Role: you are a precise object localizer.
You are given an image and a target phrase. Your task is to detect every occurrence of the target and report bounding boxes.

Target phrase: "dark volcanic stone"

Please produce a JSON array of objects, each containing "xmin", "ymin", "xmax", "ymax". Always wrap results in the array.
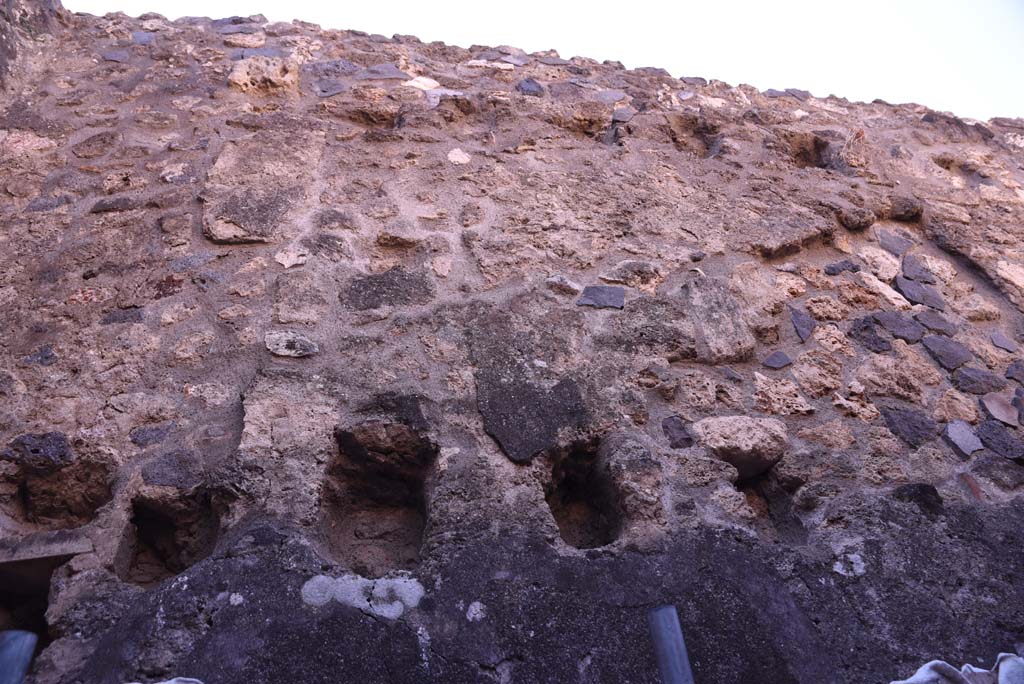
[
  {"xmin": 476, "ymin": 372, "xmax": 589, "ymax": 463},
  {"xmin": 848, "ymin": 316, "xmax": 891, "ymax": 353},
  {"xmin": 991, "ymin": 331, "xmax": 1018, "ymax": 353},
  {"xmin": 577, "ymin": 285, "xmax": 625, "ymax": 309},
  {"xmin": 878, "ymin": 228, "xmax": 915, "ymax": 256},
  {"xmin": 914, "ymin": 310, "xmax": 957, "ymax": 336},
  {"xmin": 788, "ymin": 305, "xmax": 815, "ymax": 343},
  {"xmin": 901, "ymin": 253, "xmax": 936, "ymax": 284},
  {"xmin": 888, "ymin": 195, "xmax": 923, "ymax": 222},
  {"xmin": 952, "ymin": 367, "xmax": 1007, "ymax": 395},
  {"xmin": 22, "ymin": 344, "xmax": 57, "ymax": 366},
  {"xmin": 824, "ymin": 259, "xmax": 860, "ymax": 276},
  {"xmin": 975, "ymin": 420, "xmax": 1024, "ymax": 460},
  {"xmin": 894, "ymin": 276, "xmax": 944, "ymax": 311},
  {"xmin": 944, "ymin": 420, "xmax": 983, "ymax": 458},
  {"xmin": 1, "ymin": 432, "xmax": 74, "ymax": 473},
  {"xmin": 101, "ymin": 308, "xmax": 144, "ymax": 325},
  {"xmin": 343, "ymin": 268, "xmax": 434, "ymax": 310},
  {"xmin": 516, "ymin": 78, "xmax": 545, "ymax": 97},
  {"xmin": 129, "ymin": 422, "xmax": 174, "ymax": 447},
  {"xmin": 101, "ymin": 49, "xmax": 130, "ymax": 63},
  {"xmin": 881, "ymin": 407, "xmax": 938, "ymax": 447},
  {"xmin": 762, "ymin": 351, "xmax": 792, "ymax": 369},
  {"xmin": 661, "ymin": 415, "xmax": 694, "ymax": 449},
  {"xmin": 972, "ymin": 452, "xmax": 1024, "ymax": 489},
  {"xmin": 872, "ymin": 311, "xmax": 925, "ymax": 343},
  {"xmin": 922, "ymin": 335, "xmax": 973, "ymax": 370},
  {"xmin": 1007, "ymin": 360, "xmax": 1024, "ymax": 385},
  {"xmin": 892, "ymin": 483, "xmax": 943, "ymax": 515},
  {"xmin": 90, "ymin": 195, "xmax": 139, "ymax": 213}
]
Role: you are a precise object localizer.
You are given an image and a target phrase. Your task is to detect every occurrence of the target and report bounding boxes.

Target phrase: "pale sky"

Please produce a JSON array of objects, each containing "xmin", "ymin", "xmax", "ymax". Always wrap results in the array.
[{"xmin": 66, "ymin": 0, "xmax": 1024, "ymax": 121}]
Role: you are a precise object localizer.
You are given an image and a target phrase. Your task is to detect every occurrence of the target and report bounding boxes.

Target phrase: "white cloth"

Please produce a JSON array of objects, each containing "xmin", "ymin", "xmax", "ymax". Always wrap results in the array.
[{"xmin": 891, "ymin": 654, "xmax": 1024, "ymax": 684}]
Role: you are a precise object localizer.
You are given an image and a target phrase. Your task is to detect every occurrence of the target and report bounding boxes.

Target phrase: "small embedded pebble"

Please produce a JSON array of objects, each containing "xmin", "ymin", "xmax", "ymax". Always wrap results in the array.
[
  {"xmin": 1006, "ymin": 359, "xmax": 1024, "ymax": 385},
  {"xmin": 894, "ymin": 276, "xmax": 945, "ymax": 311},
  {"xmin": 762, "ymin": 351, "xmax": 792, "ymax": 369},
  {"xmin": 873, "ymin": 311, "xmax": 925, "ymax": 343},
  {"xmin": 980, "ymin": 391, "xmax": 1019, "ymax": 426},
  {"xmin": 824, "ymin": 259, "xmax": 860, "ymax": 276},
  {"xmin": 922, "ymin": 335, "xmax": 972, "ymax": 370},
  {"xmin": 516, "ymin": 78, "xmax": 544, "ymax": 97},
  {"xmin": 975, "ymin": 420, "xmax": 1024, "ymax": 459},
  {"xmin": 447, "ymin": 148, "xmax": 471, "ymax": 165},
  {"xmin": 878, "ymin": 228, "xmax": 915, "ymax": 256},
  {"xmin": 915, "ymin": 310, "xmax": 957, "ymax": 336},
  {"xmin": 661, "ymin": 415, "xmax": 694, "ymax": 449},
  {"xmin": 545, "ymin": 274, "xmax": 583, "ymax": 296},
  {"xmin": 901, "ymin": 253, "xmax": 936, "ymax": 284},
  {"xmin": 577, "ymin": 285, "xmax": 625, "ymax": 309},
  {"xmin": 788, "ymin": 305, "xmax": 816, "ymax": 343},
  {"xmin": 991, "ymin": 331, "xmax": 1018, "ymax": 353},
  {"xmin": 944, "ymin": 420, "xmax": 983, "ymax": 458},
  {"xmin": 952, "ymin": 367, "xmax": 1007, "ymax": 395}
]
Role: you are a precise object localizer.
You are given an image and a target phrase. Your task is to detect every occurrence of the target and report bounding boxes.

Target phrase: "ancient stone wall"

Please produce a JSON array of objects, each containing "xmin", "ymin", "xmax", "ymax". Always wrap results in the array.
[{"xmin": 1, "ymin": 3, "xmax": 1023, "ymax": 683}]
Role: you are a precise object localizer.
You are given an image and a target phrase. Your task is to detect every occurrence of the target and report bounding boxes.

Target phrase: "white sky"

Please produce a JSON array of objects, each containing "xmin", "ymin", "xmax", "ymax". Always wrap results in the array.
[{"xmin": 66, "ymin": 0, "xmax": 1024, "ymax": 121}]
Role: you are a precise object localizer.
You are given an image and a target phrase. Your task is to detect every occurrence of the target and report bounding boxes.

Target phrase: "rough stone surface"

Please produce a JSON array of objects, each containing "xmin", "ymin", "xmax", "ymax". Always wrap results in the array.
[
  {"xmin": 2, "ymin": 5, "xmax": 1024, "ymax": 684},
  {"xmin": 691, "ymin": 416, "xmax": 788, "ymax": 478}
]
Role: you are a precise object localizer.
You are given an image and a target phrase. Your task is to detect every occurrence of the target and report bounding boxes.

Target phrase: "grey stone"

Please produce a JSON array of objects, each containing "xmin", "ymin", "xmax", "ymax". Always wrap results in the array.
[
  {"xmin": 612, "ymin": 106, "xmax": 636, "ymax": 123},
  {"xmin": 880, "ymin": 407, "xmax": 938, "ymax": 447},
  {"xmin": 873, "ymin": 311, "xmax": 925, "ymax": 343},
  {"xmin": 264, "ymin": 331, "xmax": 319, "ymax": 357},
  {"xmin": 894, "ymin": 276, "xmax": 945, "ymax": 311},
  {"xmin": 980, "ymin": 391, "xmax": 1020, "ymax": 426},
  {"xmin": 577, "ymin": 285, "xmax": 625, "ymax": 309},
  {"xmin": 131, "ymin": 30, "xmax": 154, "ymax": 45},
  {"xmin": 991, "ymin": 331, "xmax": 1018, "ymax": 353},
  {"xmin": 661, "ymin": 415, "xmax": 694, "ymax": 449},
  {"xmin": 901, "ymin": 253, "xmax": 936, "ymax": 283},
  {"xmin": 101, "ymin": 308, "xmax": 144, "ymax": 325},
  {"xmin": 944, "ymin": 420, "xmax": 983, "ymax": 458},
  {"xmin": 101, "ymin": 49, "xmax": 131, "ymax": 63},
  {"xmin": 848, "ymin": 316, "xmax": 892, "ymax": 353},
  {"xmin": 344, "ymin": 267, "xmax": 435, "ymax": 310},
  {"xmin": 975, "ymin": 420, "xmax": 1024, "ymax": 459},
  {"xmin": 952, "ymin": 367, "xmax": 1007, "ymax": 395},
  {"xmin": 1, "ymin": 432, "xmax": 74, "ymax": 474},
  {"xmin": 354, "ymin": 63, "xmax": 410, "ymax": 80},
  {"xmin": 788, "ymin": 305, "xmax": 816, "ymax": 343},
  {"xmin": 762, "ymin": 351, "xmax": 792, "ymax": 369},
  {"xmin": 824, "ymin": 259, "xmax": 860, "ymax": 276},
  {"xmin": 516, "ymin": 78, "xmax": 544, "ymax": 97},
  {"xmin": 22, "ymin": 344, "xmax": 57, "ymax": 366},
  {"xmin": 878, "ymin": 229, "xmax": 915, "ymax": 256},
  {"xmin": 1007, "ymin": 360, "xmax": 1024, "ymax": 385},
  {"xmin": 129, "ymin": 422, "xmax": 175, "ymax": 447},
  {"xmin": 922, "ymin": 335, "xmax": 973, "ymax": 370},
  {"xmin": 915, "ymin": 310, "xmax": 957, "ymax": 336},
  {"xmin": 594, "ymin": 89, "xmax": 627, "ymax": 105}
]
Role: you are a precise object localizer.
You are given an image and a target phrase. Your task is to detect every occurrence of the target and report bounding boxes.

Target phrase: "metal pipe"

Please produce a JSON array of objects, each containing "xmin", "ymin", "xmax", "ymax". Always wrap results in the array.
[
  {"xmin": 647, "ymin": 605, "xmax": 696, "ymax": 684},
  {"xmin": 0, "ymin": 630, "xmax": 38, "ymax": 684}
]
